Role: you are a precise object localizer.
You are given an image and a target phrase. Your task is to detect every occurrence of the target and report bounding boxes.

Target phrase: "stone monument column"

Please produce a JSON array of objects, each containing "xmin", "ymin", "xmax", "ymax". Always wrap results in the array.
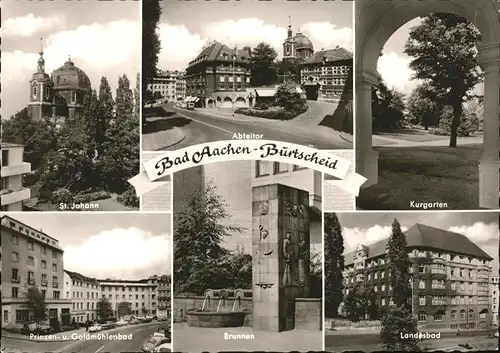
[{"xmin": 251, "ymin": 183, "xmax": 310, "ymax": 332}]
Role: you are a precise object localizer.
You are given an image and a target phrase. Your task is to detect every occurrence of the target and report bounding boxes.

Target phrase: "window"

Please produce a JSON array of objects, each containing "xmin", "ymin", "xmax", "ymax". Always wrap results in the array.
[
  {"xmin": 1, "ymin": 150, "xmax": 9, "ymax": 167},
  {"xmin": 1, "ymin": 177, "xmax": 8, "ymax": 190},
  {"xmin": 418, "ymin": 312, "xmax": 427, "ymax": 322},
  {"xmin": 479, "ymin": 309, "xmax": 488, "ymax": 319},
  {"xmin": 53, "ymin": 291, "xmax": 60, "ymax": 299},
  {"xmin": 41, "ymin": 260, "xmax": 46, "ymax": 269},
  {"xmin": 27, "ymin": 256, "xmax": 34, "ymax": 266},
  {"xmin": 11, "ymin": 268, "xmax": 19, "ymax": 282},
  {"xmin": 11, "ymin": 235, "xmax": 18, "ymax": 245},
  {"xmin": 419, "ymin": 280, "xmax": 425, "ymax": 289},
  {"xmin": 12, "ymin": 252, "xmax": 19, "ymax": 262},
  {"xmin": 460, "ymin": 310, "xmax": 465, "ymax": 320},
  {"xmin": 52, "ymin": 263, "xmax": 57, "ymax": 272},
  {"xmin": 274, "ymin": 162, "xmax": 288, "ymax": 174},
  {"xmin": 41, "ymin": 246, "xmax": 46, "ymax": 255},
  {"xmin": 3, "ymin": 310, "xmax": 8, "ymax": 323},
  {"xmin": 12, "ymin": 287, "xmax": 19, "ymax": 298},
  {"xmin": 468, "ymin": 309, "xmax": 474, "ymax": 320},
  {"xmin": 28, "ymin": 271, "xmax": 35, "ymax": 284},
  {"xmin": 255, "ymin": 161, "xmax": 271, "ymax": 177},
  {"xmin": 434, "ymin": 311, "xmax": 444, "ymax": 321},
  {"xmin": 419, "ymin": 296, "xmax": 426, "ymax": 305},
  {"xmin": 71, "ymin": 92, "xmax": 77, "ymax": 103},
  {"xmin": 15, "ymin": 310, "xmax": 29, "ymax": 323},
  {"xmin": 33, "ymin": 85, "xmax": 37, "ymax": 99},
  {"xmin": 28, "ymin": 241, "xmax": 34, "ymax": 250},
  {"xmin": 41, "ymin": 290, "xmax": 46, "ymax": 298},
  {"xmin": 52, "ymin": 250, "xmax": 57, "ymax": 259},
  {"xmin": 451, "ymin": 310, "xmax": 457, "ymax": 320}
]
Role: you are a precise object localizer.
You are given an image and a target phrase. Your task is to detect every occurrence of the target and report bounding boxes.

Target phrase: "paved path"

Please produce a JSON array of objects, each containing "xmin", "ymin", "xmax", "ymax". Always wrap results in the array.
[
  {"xmin": 1, "ymin": 322, "xmax": 168, "ymax": 353},
  {"xmin": 373, "ymin": 134, "xmax": 483, "ymax": 147},
  {"xmin": 174, "ymin": 322, "xmax": 322, "ymax": 352},
  {"xmin": 158, "ymin": 106, "xmax": 351, "ymax": 150}
]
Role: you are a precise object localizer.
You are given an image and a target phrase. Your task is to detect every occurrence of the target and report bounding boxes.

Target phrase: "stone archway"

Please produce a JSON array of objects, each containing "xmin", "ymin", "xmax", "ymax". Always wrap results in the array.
[
  {"xmin": 216, "ymin": 96, "xmax": 222, "ymax": 107},
  {"xmin": 207, "ymin": 98, "xmax": 215, "ymax": 108},
  {"xmin": 235, "ymin": 97, "xmax": 246, "ymax": 108},
  {"xmin": 222, "ymin": 97, "xmax": 233, "ymax": 108},
  {"xmin": 356, "ymin": 0, "xmax": 500, "ymax": 208}
]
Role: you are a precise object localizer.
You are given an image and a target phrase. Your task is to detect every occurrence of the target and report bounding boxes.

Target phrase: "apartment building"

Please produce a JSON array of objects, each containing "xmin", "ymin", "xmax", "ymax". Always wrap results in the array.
[
  {"xmin": 1, "ymin": 143, "xmax": 31, "ymax": 211},
  {"xmin": 63, "ymin": 270, "xmax": 100, "ymax": 323},
  {"xmin": 342, "ymin": 223, "xmax": 493, "ymax": 330},
  {"xmin": 99, "ymin": 277, "xmax": 159, "ymax": 318},
  {"xmin": 491, "ymin": 276, "xmax": 499, "ymax": 326},
  {"xmin": 1, "ymin": 215, "xmax": 71, "ymax": 329},
  {"xmin": 155, "ymin": 275, "xmax": 171, "ymax": 318},
  {"xmin": 147, "ymin": 70, "xmax": 186, "ymax": 102}
]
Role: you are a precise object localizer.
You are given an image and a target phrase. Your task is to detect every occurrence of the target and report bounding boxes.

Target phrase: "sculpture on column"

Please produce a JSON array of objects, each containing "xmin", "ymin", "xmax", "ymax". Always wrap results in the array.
[
  {"xmin": 259, "ymin": 225, "xmax": 273, "ymax": 256},
  {"xmin": 297, "ymin": 234, "xmax": 307, "ymax": 286},
  {"xmin": 282, "ymin": 231, "xmax": 293, "ymax": 287},
  {"xmin": 259, "ymin": 201, "xmax": 269, "ymax": 215}
]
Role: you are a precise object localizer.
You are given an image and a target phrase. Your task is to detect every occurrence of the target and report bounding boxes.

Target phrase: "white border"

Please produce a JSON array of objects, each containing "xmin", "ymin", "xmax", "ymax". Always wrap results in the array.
[
  {"xmin": 138, "ymin": 0, "xmax": 144, "ymax": 212},
  {"xmin": 352, "ymin": 0, "xmax": 357, "ymax": 213}
]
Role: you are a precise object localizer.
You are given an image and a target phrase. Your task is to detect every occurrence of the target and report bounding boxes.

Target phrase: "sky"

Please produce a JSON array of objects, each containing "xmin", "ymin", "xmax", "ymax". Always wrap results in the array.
[
  {"xmin": 5, "ymin": 213, "xmax": 171, "ymax": 280},
  {"xmin": 158, "ymin": 0, "xmax": 353, "ymax": 71},
  {"xmin": 2, "ymin": 1, "xmax": 140, "ymax": 118},
  {"xmin": 379, "ymin": 18, "xmax": 484, "ymax": 96},
  {"xmin": 336, "ymin": 212, "xmax": 500, "ymax": 274}
]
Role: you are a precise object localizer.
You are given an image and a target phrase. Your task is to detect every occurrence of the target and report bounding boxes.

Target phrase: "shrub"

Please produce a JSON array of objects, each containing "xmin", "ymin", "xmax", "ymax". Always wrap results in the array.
[
  {"xmin": 117, "ymin": 187, "xmax": 139, "ymax": 208},
  {"xmin": 73, "ymin": 191, "xmax": 110, "ymax": 203},
  {"xmin": 235, "ymin": 106, "xmax": 307, "ymax": 121},
  {"xmin": 432, "ymin": 105, "xmax": 479, "ymax": 137},
  {"xmin": 51, "ymin": 188, "xmax": 72, "ymax": 205}
]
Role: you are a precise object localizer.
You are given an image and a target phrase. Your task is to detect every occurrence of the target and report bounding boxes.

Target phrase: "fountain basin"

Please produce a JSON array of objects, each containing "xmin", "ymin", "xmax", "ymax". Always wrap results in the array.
[{"xmin": 186, "ymin": 309, "xmax": 247, "ymax": 328}]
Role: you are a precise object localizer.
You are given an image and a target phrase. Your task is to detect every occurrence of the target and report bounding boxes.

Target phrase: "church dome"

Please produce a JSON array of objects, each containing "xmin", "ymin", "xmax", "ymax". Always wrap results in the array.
[
  {"xmin": 293, "ymin": 32, "xmax": 314, "ymax": 50},
  {"xmin": 51, "ymin": 58, "xmax": 91, "ymax": 91}
]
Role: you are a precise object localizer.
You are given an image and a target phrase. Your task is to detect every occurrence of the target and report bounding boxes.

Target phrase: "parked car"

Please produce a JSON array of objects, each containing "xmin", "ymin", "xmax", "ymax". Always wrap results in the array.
[
  {"xmin": 101, "ymin": 321, "xmax": 116, "ymax": 330},
  {"xmin": 115, "ymin": 319, "xmax": 128, "ymax": 327},
  {"xmin": 142, "ymin": 335, "xmax": 169, "ymax": 352},
  {"xmin": 157, "ymin": 316, "xmax": 168, "ymax": 322},
  {"xmin": 152, "ymin": 342, "xmax": 172, "ymax": 352},
  {"xmin": 88, "ymin": 323, "xmax": 102, "ymax": 332},
  {"xmin": 156, "ymin": 327, "xmax": 170, "ymax": 339},
  {"xmin": 187, "ymin": 102, "xmax": 195, "ymax": 110}
]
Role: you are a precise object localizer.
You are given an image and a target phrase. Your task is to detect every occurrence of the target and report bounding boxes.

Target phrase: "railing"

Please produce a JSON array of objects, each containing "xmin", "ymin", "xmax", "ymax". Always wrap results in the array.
[
  {"xmin": 12, "ymin": 277, "xmax": 20, "ymax": 284},
  {"xmin": 41, "ymin": 280, "xmax": 48, "ymax": 287},
  {"xmin": 52, "ymin": 282, "xmax": 59, "ymax": 288}
]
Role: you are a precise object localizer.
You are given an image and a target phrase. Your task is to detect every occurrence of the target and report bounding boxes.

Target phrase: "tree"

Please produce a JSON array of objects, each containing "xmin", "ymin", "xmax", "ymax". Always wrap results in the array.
[
  {"xmin": 309, "ymin": 249, "xmax": 323, "ymax": 298},
  {"xmin": 274, "ymin": 82, "xmax": 307, "ymax": 114},
  {"xmin": 1, "ymin": 108, "xmax": 58, "ymax": 171},
  {"xmin": 277, "ymin": 59, "xmax": 300, "ymax": 84},
  {"xmin": 405, "ymin": 13, "xmax": 482, "ymax": 147},
  {"xmin": 250, "ymin": 42, "xmax": 278, "ymax": 86},
  {"xmin": 134, "ymin": 72, "xmax": 140, "ymax": 119},
  {"xmin": 115, "ymin": 74, "xmax": 134, "ymax": 120},
  {"xmin": 153, "ymin": 91, "xmax": 163, "ymax": 101},
  {"xmin": 343, "ymin": 285, "xmax": 363, "ymax": 322},
  {"xmin": 22, "ymin": 286, "xmax": 47, "ymax": 327},
  {"xmin": 174, "ymin": 181, "xmax": 244, "ymax": 294},
  {"xmin": 372, "ymin": 78, "xmax": 405, "ymax": 131},
  {"xmin": 117, "ymin": 302, "xmax": 132, "ymax": 318},
  {"xmin": 324, "ymin": 213, "xmax": 344, "ymax": 318},
  {"xmin": 380, "ymin": 219, "xmax": 418, "ymax": 351},
  {"xmin": 96, "ymin": 297, "xmax": 114, "ymax": 321},
  {"xmin": 406, "ymin": 82, "xmax": 440, "ymax": 130},
  {"xmin": 143, "ymin": 0, "xmax": 162, "ymax": 125}
]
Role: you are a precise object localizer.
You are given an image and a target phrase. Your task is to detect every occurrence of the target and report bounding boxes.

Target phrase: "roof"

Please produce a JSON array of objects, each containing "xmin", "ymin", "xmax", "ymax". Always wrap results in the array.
[
  {"xmin": 52, "ymin": 58, "xmax": 91, "ymax": 90},
  {"xmin": 189, "ymin": 42, "xmax": 252, "ymax": 67},
  {"xmin": 293, "ymin": 32, "xmax": 313, "ymax": 50},
  {"xmin": 301, "ymin": 47, "xmax": 353, "ymax": 65},
  {"xmin": 97, "ymin": 278, "xmax": 156, "ymax": 285},
  {"xmin": 64, "ymin": 270, "xmax": 98, "ymax": 284},
  {"xmin": 344, "ymin": 223, "xmax": 494, "ymax": 265}
]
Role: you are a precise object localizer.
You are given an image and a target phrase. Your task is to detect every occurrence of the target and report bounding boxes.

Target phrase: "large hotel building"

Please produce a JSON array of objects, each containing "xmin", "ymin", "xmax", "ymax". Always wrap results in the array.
[
  {"xmin": 342, "ymin": 223, "xmax": 494, "ymax": 330},
  {"xmin": 1, "ymin": 215, "xmax": 171, "ymax": 329}
]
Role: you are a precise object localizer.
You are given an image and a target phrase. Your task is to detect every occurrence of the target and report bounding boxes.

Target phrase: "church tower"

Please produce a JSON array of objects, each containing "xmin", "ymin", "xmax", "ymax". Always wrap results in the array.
[
  {"xmin": 28, "ymin": 41, "xmax": 53, "ymax": 120},
  {"xmin": 282, "ymin": 15, "xmax": 296, "ymax": 60}
]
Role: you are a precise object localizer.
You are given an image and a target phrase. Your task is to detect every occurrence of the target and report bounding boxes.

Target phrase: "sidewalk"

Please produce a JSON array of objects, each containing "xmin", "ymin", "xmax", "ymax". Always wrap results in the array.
[{"xmin": 142, "ymin": 126, "xmax": 186, "ymax": 151}]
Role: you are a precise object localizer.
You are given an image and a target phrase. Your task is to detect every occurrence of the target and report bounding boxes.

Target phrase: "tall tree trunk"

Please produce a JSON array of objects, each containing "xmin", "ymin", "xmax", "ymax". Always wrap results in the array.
[{"xmin": 449, "ymin": 103, "xmax": 462, "ymax": 147}]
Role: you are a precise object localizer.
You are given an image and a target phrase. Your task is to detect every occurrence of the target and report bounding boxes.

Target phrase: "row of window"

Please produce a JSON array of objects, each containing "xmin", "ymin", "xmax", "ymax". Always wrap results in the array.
[
  {"xmin": 11, "ymin": 269, "xmax": 58, "ymax": 287},
  {"xmin": 11, "ymin": 286, "xmax": 60, "ymax": 299},
  {"xmin": 417, "ymin": 309, "xmax": 489, "ymax": 322},
  {"xmin": 71, "ymin": 280, "xmax": 98, "ymax": 289},
  {"xmin": 12, "ymin": 252, "xmax": 58, "ymax": 270},
  {"xmin": 102, "ymin": 293, "xmax": 156, "ymax": 301},
  {"xmin": 11, "ymin": 235, "xmax": 59, "ymax": 258},
  {"xmin": 255, "ymin": 161, "xmax": 306, "ymax": 178},
  {"xmin": 102, "ymin": 286, "xmax": 155, "ymax": 292}
]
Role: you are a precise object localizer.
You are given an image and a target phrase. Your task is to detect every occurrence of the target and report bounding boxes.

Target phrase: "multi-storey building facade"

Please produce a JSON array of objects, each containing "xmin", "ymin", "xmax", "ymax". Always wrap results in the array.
[
  {"xmin": 185, "ymin": 42, "xmax": 253, "ymax": 108},
  {"xmin": 1, "ymin": 143, "xmax": 32, "ymax": 211},
  {"xmin": 63, "ymin": 270, "xmax": 100, "ymax": 323},
  {"xmin": 173, "ymin": 161, "xmax": 322, "ymax": 252},
  {"xmin": 147, "ymin": 71, "xmax": 186, "ymax": 103},
  {"xmin": 491, "ymin": 276, "xmax": 499, "ymax": 325},
  {"xmin": 342, "ymin": 223, "xmax": 493, "ymax": 330},
  {"xmin": 99, "ymin": 277, "xmax": 159, "ymax": 318},
  {"xmin": 154, "ymin": 275, "xmax": 171, "ymax": 318},
  {"xmin": 1, "ymin": 216, "xmax": 71, "ymax": 329},
  {"xmin": 300, "ymin": 47, "xmax": 352, "ymax": 102}
]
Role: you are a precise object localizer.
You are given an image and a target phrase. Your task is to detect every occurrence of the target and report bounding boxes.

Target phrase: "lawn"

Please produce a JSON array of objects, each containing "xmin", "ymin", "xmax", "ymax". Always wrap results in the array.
[
  {"xmin": 374, "ymin": 128, "xmax": 449, "ymax": 143},
  {"xmin": 357, "ymin": 144, "xmax": 482, "ymax": 210}
]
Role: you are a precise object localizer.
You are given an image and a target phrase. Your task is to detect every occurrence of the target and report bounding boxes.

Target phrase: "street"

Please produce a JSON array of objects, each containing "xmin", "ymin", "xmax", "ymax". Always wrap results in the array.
[
  {"xmin": 145, "ymin": 106, "xmax": 351, "ymax": 150},
  {"xmin": 1, "ymin": 322, "xmax": 168, "ymax": 353},
  {"xmin": 325, "ymin": 330, "xmax": 498, "ymax": 352}
]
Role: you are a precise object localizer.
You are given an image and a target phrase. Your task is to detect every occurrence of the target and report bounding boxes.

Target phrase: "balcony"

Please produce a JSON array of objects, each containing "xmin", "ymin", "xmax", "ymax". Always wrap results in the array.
[
  {"xmin": 0, "ymin": 188, "xmax": 31, "ymax": 206},
  {"xmin": 28, "ymin": 279, "xmax": 35, "ymax": 285},
  {"xmin": 52, "ymin": 282, "xmax": 59, "ymax": 288},
  {"xmin": 1, "ymin": 162, "xmax": 31, "ymax": 177},
  {"xmin": 12, "ymin": 277, "xmax": 20, "ymax": 284},
  {"xmin": 41, "ymin": 280, "xmax": 48, "ymax": 287}
]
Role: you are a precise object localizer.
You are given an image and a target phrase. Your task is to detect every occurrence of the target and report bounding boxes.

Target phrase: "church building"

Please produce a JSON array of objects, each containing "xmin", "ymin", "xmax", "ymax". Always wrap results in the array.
[{"xmin": 28, "ymin": 50, "xmax": 92, "ymax": 121}]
